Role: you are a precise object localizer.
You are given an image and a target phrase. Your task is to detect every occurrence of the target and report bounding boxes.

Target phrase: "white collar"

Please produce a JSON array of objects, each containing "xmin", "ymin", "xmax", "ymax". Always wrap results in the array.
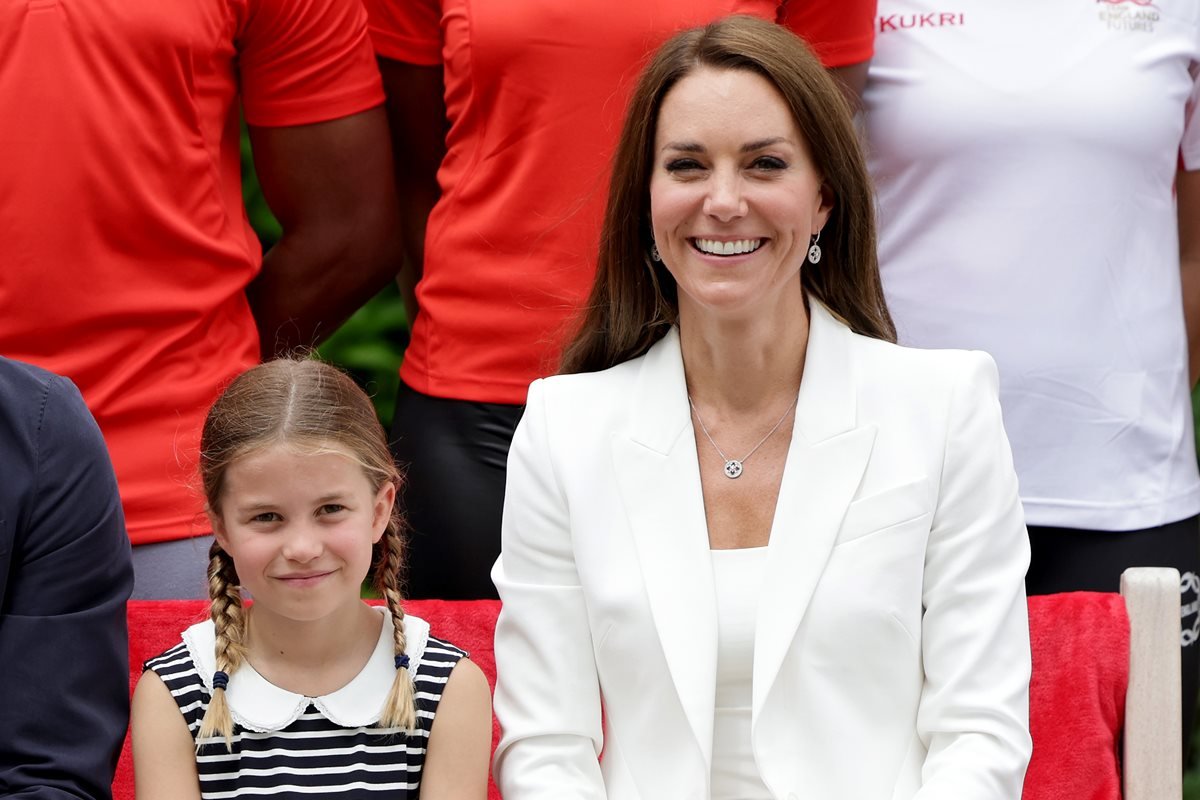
[{"xmin": 183, "ymin": 606, "xmax": 431, "ymax": 733}]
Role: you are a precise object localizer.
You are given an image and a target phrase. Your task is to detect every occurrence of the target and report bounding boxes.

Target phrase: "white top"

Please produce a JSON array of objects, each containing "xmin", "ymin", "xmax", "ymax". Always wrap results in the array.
[
  {"xmin": 865, "ymin": 0, "xmax": 1200, "ymax": 530},
  {"xmin": 710, "ymin": 546, "xmax": 771, "ymax": 800},
  {"xmin": 182, "ymin": 608, "xmax": 431, "ymax": 732},
  {"xmin": 149, "ymin": 609, "xmax": 467, "ymax": 799}
]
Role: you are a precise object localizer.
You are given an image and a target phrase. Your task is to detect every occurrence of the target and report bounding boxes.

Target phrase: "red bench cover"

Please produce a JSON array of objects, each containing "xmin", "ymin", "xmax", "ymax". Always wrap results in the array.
[
  {"xmin": 1023, "ymin": 592, "xmax": 1129, "ymax": 800},
  {"xmin": 115, "ymin": 600, "xmax": 501, "ymax": 800},
  {"xmin": 118, "ymin": 593, "xmax": 1129, "ymax": 800}
]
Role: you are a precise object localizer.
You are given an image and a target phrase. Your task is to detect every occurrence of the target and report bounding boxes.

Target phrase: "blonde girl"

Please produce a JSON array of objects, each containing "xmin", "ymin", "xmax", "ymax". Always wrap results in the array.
[{"xmin": 131, "ymin": 359, "xmax": 491, "ymax": 799}]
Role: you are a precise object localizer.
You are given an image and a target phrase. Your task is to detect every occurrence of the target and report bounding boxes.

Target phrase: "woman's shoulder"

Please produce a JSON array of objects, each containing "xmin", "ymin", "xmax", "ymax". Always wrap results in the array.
[
  {"xmin": 535, "ymin": 350, "xmax": 647, "ymax": 398},
  {"xmin": 844, "ymin": 328, "xmax": 1002, "ymax": 419},
  {"xmin": 852, "ymin": 328, "xmax": 996, "ymax": 377},
  {"xmin": 530, "ymin": 329, "xmax": 678, "ymax": 414}
]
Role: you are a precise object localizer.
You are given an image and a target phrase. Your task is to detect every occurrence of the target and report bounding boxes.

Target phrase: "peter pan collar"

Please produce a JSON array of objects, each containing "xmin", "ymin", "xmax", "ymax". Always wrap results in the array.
[{"xmin": 183, "ymin": 607, "xmax": 431, "ymax": 733}]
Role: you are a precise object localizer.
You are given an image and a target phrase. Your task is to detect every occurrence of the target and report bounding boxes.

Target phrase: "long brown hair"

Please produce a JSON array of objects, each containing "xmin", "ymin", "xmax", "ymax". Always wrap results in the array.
[
  {"xmin": 560, "ymin": 15, "xmax": 894, "ymax": 374},
  {"xmin": 195, "ymin": 359, "xmax": 418, "ymax": 747}
]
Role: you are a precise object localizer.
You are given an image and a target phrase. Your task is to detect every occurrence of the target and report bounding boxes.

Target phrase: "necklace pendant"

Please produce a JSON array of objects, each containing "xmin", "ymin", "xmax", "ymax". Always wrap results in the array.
[{"xmin": 723, "ymin": 460, "xmax": 744, "ymax": 479}]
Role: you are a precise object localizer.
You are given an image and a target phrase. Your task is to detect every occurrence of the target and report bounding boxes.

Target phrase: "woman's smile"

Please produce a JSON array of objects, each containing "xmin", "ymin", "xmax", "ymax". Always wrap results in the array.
[{"xmin": 690, "ymin": 237, "xmax": 767, "ymax": 257}]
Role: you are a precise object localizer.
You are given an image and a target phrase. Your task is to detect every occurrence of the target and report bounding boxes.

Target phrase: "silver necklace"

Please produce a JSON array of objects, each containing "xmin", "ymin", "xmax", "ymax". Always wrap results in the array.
[{"xmin": 687, "ymin": 394, "xmax": 799, "ymax": 479}]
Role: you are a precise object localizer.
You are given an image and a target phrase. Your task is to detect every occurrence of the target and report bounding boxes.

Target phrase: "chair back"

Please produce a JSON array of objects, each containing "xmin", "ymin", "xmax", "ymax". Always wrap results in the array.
[{"xmin": 1024, "ymin": 568, "xmax": 1182, "ymax": 800}]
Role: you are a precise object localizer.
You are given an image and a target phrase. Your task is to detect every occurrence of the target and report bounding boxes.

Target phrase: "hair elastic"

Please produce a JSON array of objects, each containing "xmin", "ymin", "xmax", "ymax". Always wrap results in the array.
[
  {"xmin": 212, "ymin": 670, "xmax": 229, "ymax": 691},
  {"xmin": 395, "ymin": 654, "xmax": 410, "ymax": 671}
]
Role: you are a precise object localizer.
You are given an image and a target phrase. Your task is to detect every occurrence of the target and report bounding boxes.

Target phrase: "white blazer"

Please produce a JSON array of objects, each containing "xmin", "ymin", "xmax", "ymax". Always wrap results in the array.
[{"xmin": 492, "ymin": 301, "xmax": 1032, "ymax": 800}]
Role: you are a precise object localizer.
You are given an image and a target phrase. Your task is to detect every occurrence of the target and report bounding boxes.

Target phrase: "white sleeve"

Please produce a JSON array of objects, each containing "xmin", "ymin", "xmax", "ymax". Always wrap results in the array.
[
  {"xmin": 491, "ymin": 379, "xmax": 607, "ymax": 799},
  {"xmin": 915, "ymin": 353, "xmax": 1034, "ymax": 799},
  {"xmin": 1183, "ymin": 43, "xmax": 1200, "ymax": 170}
]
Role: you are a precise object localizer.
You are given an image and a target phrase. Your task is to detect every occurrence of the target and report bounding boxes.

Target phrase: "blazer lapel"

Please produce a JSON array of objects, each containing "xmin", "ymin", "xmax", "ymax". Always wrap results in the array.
[
  {"xmin": 753, "ymin": 302, "xmax": 876, "ymax": 717},
  {"xmin": 611, "ymin": 328, "xmax": 718, "ymax": 772}
]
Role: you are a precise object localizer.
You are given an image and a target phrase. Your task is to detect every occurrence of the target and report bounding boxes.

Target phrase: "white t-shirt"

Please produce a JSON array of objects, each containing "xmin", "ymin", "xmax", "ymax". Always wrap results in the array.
[{"xmin": 865, "ymin": 0, "xmax": 1200, "ymax": 530}]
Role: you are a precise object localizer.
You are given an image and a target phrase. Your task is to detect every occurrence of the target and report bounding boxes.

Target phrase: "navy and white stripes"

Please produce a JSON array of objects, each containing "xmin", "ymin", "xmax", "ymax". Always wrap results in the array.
[{"xmin": 145, "ymin": 634, "xmax": 466, "ymax": 798}]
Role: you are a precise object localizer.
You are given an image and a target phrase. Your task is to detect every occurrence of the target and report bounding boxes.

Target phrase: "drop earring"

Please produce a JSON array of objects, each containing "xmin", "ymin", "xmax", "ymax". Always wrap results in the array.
[
  {"xmin": 650, "ymin": 242, "xmax": 662, "ymax": 262},
  {"xmin": 807, "ymin": 231, "xmax": 822, "ymax": 264}
]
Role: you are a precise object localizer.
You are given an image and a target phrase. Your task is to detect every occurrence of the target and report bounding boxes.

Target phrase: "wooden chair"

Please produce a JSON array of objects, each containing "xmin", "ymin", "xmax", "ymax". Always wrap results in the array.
[
  {"xmin": 1119, "ymin": 567, "xmax": 1181, "ymax": 799},
  {"xmin": 1023, "ymin": 567, "xmax": 1181, "ymax": 800}
]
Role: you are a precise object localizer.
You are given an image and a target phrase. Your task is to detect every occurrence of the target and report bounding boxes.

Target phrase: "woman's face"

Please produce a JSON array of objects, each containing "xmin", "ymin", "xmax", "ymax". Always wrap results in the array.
[{"xmin": 649, "ymin": 66, "xmax": 831, "ymax": 324}]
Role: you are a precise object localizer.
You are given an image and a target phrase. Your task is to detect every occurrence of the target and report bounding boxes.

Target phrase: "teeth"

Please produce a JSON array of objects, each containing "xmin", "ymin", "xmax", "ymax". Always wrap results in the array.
[{"xmin": 693, "ymin": 238, "xmax": 763, "ymax": 256}]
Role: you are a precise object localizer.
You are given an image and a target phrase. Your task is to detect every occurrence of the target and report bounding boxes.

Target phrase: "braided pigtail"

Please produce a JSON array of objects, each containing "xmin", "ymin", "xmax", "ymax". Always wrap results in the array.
[
  {"xmin": 375, "ymin": 520, "xmax": 417, "ymax": 731},
  {"xmin": 198, "ymin": 358, "xmax": 412, "ymax": 733},
  {"xmin": 196, "ymin": 541, "xmax": 248, "ymax": 750}
]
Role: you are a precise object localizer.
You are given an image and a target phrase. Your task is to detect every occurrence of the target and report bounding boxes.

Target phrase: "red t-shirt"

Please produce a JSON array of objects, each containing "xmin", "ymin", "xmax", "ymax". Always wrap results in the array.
[
  {"xmin": 365, "ymin": 0, "xmax": 876, "ymax": 405},
  {"xmin": 0, "ymin": 0, "xmax": 384, "ymax": 545}
]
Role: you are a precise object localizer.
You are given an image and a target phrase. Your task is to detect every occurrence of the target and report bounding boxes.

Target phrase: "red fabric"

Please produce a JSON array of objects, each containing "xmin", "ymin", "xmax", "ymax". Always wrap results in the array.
[
  {"xmin": 1023, "ymin": 592, "xmax": 1128, "ymax": 800},
  {"xmin": 119, "ymin": 593, "xmax": 1128, "ymax": 799},
  {"xmin": 115, "ymin": 599, "xmax": 501, "ymax": 800},
  {"xmin": 0, "ymin": 0, "xmax": 383, "ymax": 546},
  {"xmin": 363, "ymin": 0, "xmax": 876, "ymax": 405}
]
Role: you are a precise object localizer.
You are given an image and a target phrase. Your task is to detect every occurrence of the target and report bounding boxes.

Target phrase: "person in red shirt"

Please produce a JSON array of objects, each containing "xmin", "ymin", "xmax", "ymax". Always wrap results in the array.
[
  {"xmin": 363, "ymin": 0, "xmax": 877, "ymax": 599},
  {"xmin": 0, "ymin": 0, "xmax": 401, "ymax": 597}
]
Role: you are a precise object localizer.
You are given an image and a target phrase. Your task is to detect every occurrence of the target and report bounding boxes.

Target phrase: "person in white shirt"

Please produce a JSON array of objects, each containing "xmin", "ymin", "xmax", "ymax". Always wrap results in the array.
[
  {"xmin": 492, "ymin": 16, "xmax": 1032, "ymax": 799},
  {"xmin": 864, "ymin": 0, "xmax": 1200, "ymax": 757}
]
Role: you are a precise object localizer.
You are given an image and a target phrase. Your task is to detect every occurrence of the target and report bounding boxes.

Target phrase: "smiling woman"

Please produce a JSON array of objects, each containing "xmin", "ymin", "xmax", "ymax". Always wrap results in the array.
[
  {"xmin": 650, "ymin": 66, "xmax": 831, "ymax": 328},
  {"xmin": 493, "ymin": 16, "xmax": 1033, "ymax": 800},
  {"xmin": 560, "ymin": 15, "xmax": 892, "ymax": 377}
]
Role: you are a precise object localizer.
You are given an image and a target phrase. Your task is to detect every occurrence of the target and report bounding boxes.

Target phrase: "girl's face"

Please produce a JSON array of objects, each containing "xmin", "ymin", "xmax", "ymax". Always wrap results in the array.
[{"xmin": 212, "ymin": 443, "xmax": 395, "ymax": 623}]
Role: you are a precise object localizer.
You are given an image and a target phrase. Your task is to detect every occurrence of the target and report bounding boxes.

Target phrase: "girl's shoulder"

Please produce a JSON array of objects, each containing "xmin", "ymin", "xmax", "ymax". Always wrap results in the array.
[
  {"xmin": 417, "ymin": 632, "xmax": 468, "ymax": 674},
  {"xmin": 144, "ymin": 633, "xmax": 200, "ymax": 676},
  {"xmin": 142, "ymin": 613, "xmax": 471, "ymax": 735},
  {"xmin": 143, "ymin": 634, "xmax": 208, "ymax": 733},
  {"xmin": 421, "ymin": 632, "xmax": 468, "ymax": 660}
]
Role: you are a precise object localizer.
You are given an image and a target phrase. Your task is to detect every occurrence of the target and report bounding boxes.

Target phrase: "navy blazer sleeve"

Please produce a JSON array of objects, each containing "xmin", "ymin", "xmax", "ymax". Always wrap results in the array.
[{"xmin": 0, "ymin": 358, "xmax": 134, "ymax": 799}]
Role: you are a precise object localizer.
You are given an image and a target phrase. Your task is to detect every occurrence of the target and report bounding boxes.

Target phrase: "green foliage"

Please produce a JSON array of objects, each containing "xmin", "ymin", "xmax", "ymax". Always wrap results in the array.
[
  {"xmin": 241, "ymin": 126, "xmax": 407, "ymax": 431},
  {"xmin": 1195, "ymin": 385, "xmax": 1200, "ymax": 461},
  {"xmin": 316, "ymin": 286, "xmax": 408, "ymax": 431}
]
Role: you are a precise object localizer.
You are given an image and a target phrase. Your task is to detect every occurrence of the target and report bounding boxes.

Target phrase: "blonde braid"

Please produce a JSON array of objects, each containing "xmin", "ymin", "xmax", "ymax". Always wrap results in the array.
[
  {"xmin": 375, "ymin": 522, "xmax": 417, "ymax": 730},
  {"xmin": 196, "ymin": 542, "xmax": 248, "ymax": 749}
]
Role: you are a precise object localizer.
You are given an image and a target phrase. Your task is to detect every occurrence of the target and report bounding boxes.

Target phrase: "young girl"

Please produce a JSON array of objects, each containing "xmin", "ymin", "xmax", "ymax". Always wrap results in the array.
[{"xmin": 131, "ymin": 359, "xmax": 492, "ymax": 799}]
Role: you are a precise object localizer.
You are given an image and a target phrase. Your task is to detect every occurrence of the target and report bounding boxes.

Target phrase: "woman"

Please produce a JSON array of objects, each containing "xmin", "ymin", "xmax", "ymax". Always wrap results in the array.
[
  {"xmin": 361, "ymin": 0, "xmax": 876, "ymax": 599},
  {"xmin": 492, "ymin": 16, "xmax": 1032, "ymax": 800},
  {"xmin": 864, "ymin": 0, "xmax": 1200, "ymax": 751}
]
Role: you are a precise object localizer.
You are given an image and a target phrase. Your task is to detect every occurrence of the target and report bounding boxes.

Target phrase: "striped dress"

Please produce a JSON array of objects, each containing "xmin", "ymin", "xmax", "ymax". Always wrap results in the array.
[{"xmin": 145, "ymin": 610, "xmax": 466, "ymax": 798}]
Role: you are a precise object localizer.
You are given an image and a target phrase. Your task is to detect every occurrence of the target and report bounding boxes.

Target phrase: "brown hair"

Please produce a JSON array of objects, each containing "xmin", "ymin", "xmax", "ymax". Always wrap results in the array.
[
  {"xmin": 195, "ymin": 359, "xmax": 417, "ymax": 748},
  {"xmin": 560, "ymin": 15, "xmax": 894, "ymax": 374}
]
